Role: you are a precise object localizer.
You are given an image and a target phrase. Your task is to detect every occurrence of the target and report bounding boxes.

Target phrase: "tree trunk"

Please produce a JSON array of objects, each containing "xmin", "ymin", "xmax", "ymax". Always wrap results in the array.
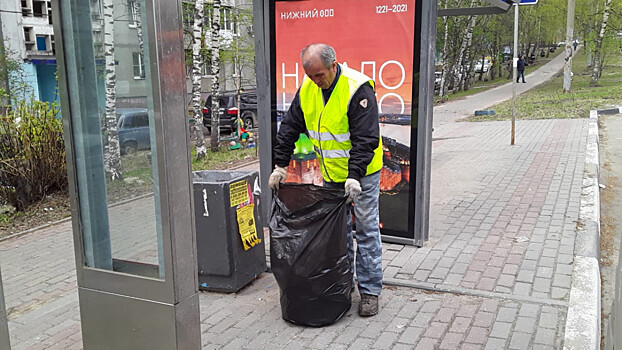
[
  {"xmin": 103, "ymin": 0, "xmax": 122, "ymax": 180},
  {"xmin": 459, "ymin": 13, "xmax": 477, "ymax": 92},
  {"xmin": 438, "ymin": 0, "xmax": 449, "ymax": 99},
  {"xmin": 590, "ymin": 0, "xmax": 611, "ymax": 86},
  {"xmin": 563, "ymin": 0, "xmax": 576, "ymax": 93},
  {"xmin": 192, "ymin": 0, "xmax": 207, "ymax": 159},
  {"xmin": 452, "ymin": 0, "xmax": 477, "ymax": 93},
  {"xmin": 210, "ymin": 0, "xmax": 221, "ymax": 152}
]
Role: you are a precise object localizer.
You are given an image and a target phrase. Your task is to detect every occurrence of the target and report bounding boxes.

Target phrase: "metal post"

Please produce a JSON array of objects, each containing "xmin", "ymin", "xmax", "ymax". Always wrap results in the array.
[
  {"xmin": 511, "ymin": 3, "xmax": 518, "ymax": 145},
  {"xmin": 0, "ymin": 268, "xmax": 11, "ymax": 349},
  {"xmin": 253, "ymin": 0, "xmax": 272, "ymax": 227}
]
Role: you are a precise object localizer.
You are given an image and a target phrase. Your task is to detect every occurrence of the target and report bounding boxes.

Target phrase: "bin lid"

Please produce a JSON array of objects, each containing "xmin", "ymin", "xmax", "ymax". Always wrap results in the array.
[{"xmin": 192, "ymin": 170, "xmax": 257, "ymax": 184}]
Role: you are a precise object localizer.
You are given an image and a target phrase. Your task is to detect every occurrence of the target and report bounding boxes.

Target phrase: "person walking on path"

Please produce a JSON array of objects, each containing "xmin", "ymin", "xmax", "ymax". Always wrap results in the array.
[
  {"xmin": 269, "ymin": 43, "xmax": 383, "ymax": 317},
  {"xmin": 517, "ymin": 55, "xmax": 528, "ymax": 83}
]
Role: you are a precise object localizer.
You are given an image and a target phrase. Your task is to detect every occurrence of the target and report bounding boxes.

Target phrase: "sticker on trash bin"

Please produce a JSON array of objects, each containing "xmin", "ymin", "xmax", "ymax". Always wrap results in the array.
[
  {"xmin": 236, "ymin": 204, "xmax": 261, "ymax": 250},
  {"xmin": 229, "ymin": 180, "xmax": 249, "ymax": 207}
]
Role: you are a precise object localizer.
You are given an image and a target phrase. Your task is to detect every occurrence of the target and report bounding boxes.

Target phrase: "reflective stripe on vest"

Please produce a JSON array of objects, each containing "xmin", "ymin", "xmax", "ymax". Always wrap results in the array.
[
  {"xmin": 299, "ymin": 64, "xmax": 383, "ymax": 182},
  {"xmin": 307, "ymin": 130, "xmax": 351, "ymax": 143}
]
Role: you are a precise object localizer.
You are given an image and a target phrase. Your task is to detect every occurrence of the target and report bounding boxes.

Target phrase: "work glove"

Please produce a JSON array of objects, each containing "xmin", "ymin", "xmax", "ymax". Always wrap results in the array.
[
  {"xmin": 344, "ymin": 178, "xmax": 362, "ymax": 203},
  {"xmin": 269, "ymin": 165, "xmax": 288, "ymax": 191}
]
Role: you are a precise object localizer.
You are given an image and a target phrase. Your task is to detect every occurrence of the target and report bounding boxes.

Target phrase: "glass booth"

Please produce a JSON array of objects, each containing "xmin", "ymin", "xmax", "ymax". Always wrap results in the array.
[{"xmin": 52, "ymin": 0, "xmax": 200, "ymax": 348}]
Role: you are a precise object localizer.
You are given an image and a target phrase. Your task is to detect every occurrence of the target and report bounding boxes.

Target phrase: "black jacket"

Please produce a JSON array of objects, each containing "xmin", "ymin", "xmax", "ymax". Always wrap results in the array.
[
  {"xmin": 273, "ymin": 81, "xmax": 380, "ymax": 182},
  {"xmin": 517, "ymin": 58, "xmax": 527, "ymax": 71}
]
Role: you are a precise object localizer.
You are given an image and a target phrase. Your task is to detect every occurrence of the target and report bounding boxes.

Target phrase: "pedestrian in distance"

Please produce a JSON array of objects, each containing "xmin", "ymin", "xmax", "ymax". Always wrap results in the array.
[
  {"xmin": 269, "ymin": 43, "xmax": 383, "ymax": 317},
  {"xmin": 517, "ymin": 55, "xmax": 528, "ymax": 83}
]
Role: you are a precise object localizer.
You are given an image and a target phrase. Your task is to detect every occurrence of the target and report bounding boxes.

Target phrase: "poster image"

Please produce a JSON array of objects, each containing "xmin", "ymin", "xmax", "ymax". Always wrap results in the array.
[{"xmin": 274, "ymin": 0, "xmax": 416, "ymax": 238}]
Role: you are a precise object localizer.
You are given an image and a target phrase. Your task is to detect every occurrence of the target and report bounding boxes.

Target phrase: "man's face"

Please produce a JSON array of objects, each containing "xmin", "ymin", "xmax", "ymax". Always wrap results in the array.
[{"xmin": 303, "ymin": 58, "xmax": 337, "ymax": 89}]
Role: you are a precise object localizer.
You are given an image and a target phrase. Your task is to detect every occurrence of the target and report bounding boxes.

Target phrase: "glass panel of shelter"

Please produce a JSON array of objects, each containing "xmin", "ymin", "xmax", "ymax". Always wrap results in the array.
[{"xmin": 71, "ymin": 0, "xmax": 163, "ymax": 278}]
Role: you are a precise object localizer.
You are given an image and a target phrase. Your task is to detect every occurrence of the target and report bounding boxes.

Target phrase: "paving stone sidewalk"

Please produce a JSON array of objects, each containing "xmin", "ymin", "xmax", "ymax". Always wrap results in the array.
[{"xmin": 0, "ymin": 115, "xmax": 590, "ymax": 349}]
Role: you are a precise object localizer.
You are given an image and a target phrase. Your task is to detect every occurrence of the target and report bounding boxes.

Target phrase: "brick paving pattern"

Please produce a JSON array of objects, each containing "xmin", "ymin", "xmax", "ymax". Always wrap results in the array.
[{"xmin": 0, "ymin": 118, "xmax": 589, "ymax": 349}]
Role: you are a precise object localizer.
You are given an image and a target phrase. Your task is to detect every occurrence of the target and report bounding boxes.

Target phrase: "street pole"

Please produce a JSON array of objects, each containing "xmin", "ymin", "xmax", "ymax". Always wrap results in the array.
[
  {"xmin": 511, "ymin": 3, "xmax": 518, "ymax": 145},
  {"xmin": 563, "ymin": 0, "xmax": 575, "ymax": 92}
]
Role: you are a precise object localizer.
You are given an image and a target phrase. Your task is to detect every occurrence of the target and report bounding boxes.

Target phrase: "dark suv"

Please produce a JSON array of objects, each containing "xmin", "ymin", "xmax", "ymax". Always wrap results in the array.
[
  {"xmin": 202, "ymin": 90, "xmax": 258, "ymax": 132},
  {"xmin": 116, "ymin": 108, "xmax": 150, "ymax": 155}
]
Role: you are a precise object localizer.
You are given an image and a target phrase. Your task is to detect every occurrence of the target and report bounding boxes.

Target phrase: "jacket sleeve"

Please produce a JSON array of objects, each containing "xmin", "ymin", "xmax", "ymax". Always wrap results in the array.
[
  {"xmin": 347, "ymin": 82, "xmax": 380, "ymax": 181},
  {"xmin": 273, "ymin": 91, "xmax": 307, "ymax": 168}
]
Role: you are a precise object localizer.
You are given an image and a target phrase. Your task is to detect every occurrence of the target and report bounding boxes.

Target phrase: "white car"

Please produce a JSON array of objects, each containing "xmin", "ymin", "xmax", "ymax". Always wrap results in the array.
[{"xmin": 473, "ymin": 59, "xmax": 491, "ymax": 73}]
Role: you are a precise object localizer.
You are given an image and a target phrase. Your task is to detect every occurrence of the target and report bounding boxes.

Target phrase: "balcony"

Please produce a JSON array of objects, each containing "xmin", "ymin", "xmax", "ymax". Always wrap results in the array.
[{"xmin": 26, "ymin": 49, "xmax": 55, "ymax": 58}]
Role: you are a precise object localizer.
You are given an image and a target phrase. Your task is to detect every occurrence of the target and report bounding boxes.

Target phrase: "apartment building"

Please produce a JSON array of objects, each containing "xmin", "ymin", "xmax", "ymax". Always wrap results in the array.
[{"xmin": 0, "ymin": 0, "xmax": 58, "ymax": 104}]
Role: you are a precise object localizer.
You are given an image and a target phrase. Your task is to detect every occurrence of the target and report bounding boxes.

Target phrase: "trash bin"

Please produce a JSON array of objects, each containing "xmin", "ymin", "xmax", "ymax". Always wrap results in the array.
[{"xmin": 193, "ymin": 170, "xmax": 266, "ymax": 292}]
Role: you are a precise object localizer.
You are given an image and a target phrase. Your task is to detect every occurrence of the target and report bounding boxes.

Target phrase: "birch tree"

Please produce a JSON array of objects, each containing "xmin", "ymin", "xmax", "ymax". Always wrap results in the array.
[
  {"xmin": 459, "ymin": 14, "xmax": 477, "ymax": 91},
  {"xmin": 191, "ymin": 0, "xmax": 207, "ymax": 159},
  {"xmin": 454, "ymin": 0, "xmax": 477, "ymax": 92},
  {"xmin": 563, "ymin": 0, "xmax": 576, "ymax": 93},
  {"xmin": 209, "ymin": 0, "xmax": 221, "ymax": 152},
  {"xmin": 438, "ymin": 0, "xmax": 450, "ymax": 99},
  {"xmin": 589, "ymin": 0, "xmax": 612, "ymax": 86},
  {"xmin": 103, "ymin": 0, "xmax": 122, "ymax": 180}
]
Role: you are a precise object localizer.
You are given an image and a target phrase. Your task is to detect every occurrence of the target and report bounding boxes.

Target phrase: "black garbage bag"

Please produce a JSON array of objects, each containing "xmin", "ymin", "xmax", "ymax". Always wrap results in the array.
[{"xmin": 270, "ymin": 184, "xmax": 352, "ymax": 327}]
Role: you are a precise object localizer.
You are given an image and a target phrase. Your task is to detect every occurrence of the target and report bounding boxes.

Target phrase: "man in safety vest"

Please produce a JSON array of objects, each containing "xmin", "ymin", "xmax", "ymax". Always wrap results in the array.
[{"xmin": 269, "ymin": 43, "xmax": 383, "ymax": 317}]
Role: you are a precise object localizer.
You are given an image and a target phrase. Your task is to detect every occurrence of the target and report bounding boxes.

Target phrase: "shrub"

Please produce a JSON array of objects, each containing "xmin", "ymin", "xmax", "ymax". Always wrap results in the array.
[{"xmin": 0, "ymin": 100, "xmax": 67, "ymax": 211}]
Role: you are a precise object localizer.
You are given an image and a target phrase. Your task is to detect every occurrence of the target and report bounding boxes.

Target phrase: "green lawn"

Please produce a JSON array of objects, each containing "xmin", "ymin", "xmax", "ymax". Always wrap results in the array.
[
  {"xmin": 106, "ymin": 142, "xmax": 258, "ymax": 204},
  {"xmin": 465, "ymin": 49, "xmax": 622, "ymax": 122}
]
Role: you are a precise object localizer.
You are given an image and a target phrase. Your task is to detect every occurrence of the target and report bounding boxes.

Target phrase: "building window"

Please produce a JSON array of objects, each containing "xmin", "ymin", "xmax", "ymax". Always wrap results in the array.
[
  {"xmin": 48, "ymin": 1, "xmax": 53, "ymax": 24},
  {"xmin": 220, "ymin": 7, "xmax": 237, "ymax": 34},
  {"xmin": 128, "ymin": 0, "xmax": 139, "ymax": 27},
  {"xmin": 182, "ymin": 2, "xmax": 194, "ymax": 31},
  {"xmin": 33, "ymin": 0, "xmax": 45, "ymax": 17},
  {"xmin": 202, "ymin": 6, "xmax": 237, "ymax": 35},
  {"xmin": 21, "ymin": 0, "xmax": 32, "ymax": 16},
  {"xmin": 92, "ymin": 29, "xmax": 103, "ymax": 57},
  {"xmin": 90, "ymin": 0, "xmax": 102, "ymax": 21},
  {"xmin": 24, "ymin": 27, "xmax": 35, "ymax": 51},
  {"xmin": 133, "ymin": 52, "xmax": 145, "ymax": 79}
]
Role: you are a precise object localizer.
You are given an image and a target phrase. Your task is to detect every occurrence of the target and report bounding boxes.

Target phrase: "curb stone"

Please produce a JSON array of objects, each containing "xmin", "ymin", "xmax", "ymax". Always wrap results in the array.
[{"xmin": 563, "ymin": 108, "xmax": 622, "ymax": 349}]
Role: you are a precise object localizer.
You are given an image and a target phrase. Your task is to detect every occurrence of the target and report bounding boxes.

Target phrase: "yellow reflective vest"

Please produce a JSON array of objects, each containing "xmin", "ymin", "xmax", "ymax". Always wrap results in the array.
[{"xmin": 299, "ymin": 65, "xmax": 383, "ymax": 183}]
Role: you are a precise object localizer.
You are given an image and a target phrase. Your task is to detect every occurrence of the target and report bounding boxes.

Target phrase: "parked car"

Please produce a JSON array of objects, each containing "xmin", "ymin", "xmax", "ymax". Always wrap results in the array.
[
  {"xmin": 202, "ymin": 90, "xmax": 258, "ymax": 132},
  {"xmin": 116, "ymin": 108, "xmax": 150, "ymax": 155},
  {"xmin": 473, "ymin": 57, "xmax": 492, "ymax": 73},
  {"xmin": 434, "ymin": 71, "xmax": 442, "ymax": 90}
]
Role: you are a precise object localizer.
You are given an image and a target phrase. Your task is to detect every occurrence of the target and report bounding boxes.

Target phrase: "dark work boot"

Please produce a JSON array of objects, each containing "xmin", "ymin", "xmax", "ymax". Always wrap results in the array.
[{"xmin": 358, "ymin": 294, "xmax": 379, "ymax": 317}]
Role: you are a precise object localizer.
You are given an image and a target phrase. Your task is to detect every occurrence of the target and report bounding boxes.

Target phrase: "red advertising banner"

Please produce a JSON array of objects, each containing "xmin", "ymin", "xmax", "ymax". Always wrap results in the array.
[{"xmin": 274, "ymin": 0, "xmax": 416, "ymax": 237}]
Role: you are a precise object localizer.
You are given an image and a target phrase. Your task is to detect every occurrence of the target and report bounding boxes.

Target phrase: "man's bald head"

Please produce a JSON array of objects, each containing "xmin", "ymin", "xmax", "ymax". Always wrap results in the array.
[
  {"xmin": 299, "ymin": 43, "xmax": 338, "ymax": 89},
  {"xmin": 301, "ymin": 43, "xmax": 337, "ymax": 70}
]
